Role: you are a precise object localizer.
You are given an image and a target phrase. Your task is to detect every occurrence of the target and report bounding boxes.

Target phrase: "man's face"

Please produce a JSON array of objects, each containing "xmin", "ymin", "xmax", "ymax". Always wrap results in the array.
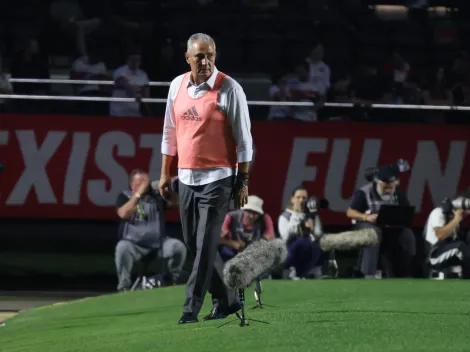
[
  {"xmin": 128, "ymin": 54, "xmax": 141, "ymax": 70},
  {"xmin": 130, "ymin": 173, "xmax": 149, "ymax": 193},
  {"xmin": 185, "ymin": 40, "xmax": 216, "ymax": 83},
  {"xmin": 377, "ymin": 180, "xmax": 397, "ymax": 195},
  {"xmin": 243, "ymin": 210, "xmax": 260, "ymax": 225}
]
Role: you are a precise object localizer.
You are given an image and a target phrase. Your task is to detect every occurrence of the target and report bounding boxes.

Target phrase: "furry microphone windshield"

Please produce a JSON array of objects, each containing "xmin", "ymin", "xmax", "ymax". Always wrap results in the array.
[
  {"xmin": 318, "ymin": 228, "xmax": 378, "ymax": 252},
  {"xmin": 223, "ymin": 239, "xmax": 288, "ymax": 290}
]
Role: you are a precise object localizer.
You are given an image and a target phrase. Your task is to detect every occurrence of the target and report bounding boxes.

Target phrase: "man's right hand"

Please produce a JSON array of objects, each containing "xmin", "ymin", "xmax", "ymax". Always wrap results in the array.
[
  {"xmin": 136, "ymin": 177, "xmax": 150, "ymax": 196},
  {"xmin": 158, "ymin": 175, "xmax": 172, "ymax": 201},
  {"xmin": 365, "ymin": 214, "xmax": 378, "ymax": 224}
]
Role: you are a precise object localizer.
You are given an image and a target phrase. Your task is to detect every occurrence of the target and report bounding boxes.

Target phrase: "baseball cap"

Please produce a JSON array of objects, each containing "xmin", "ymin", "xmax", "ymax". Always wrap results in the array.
[{"xmin": 377, "ymin": 165, "xmax": 399, "ymax": 183}]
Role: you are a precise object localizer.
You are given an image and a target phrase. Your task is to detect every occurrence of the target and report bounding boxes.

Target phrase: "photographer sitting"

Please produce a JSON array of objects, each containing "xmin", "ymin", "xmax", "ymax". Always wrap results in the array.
[
  {"xmin": 219, "ymin": 195, "xmax": 275, "ymax": 262},
  {"xmin": 278, "ymin": 186, "xmax": 326, "ymax": 279},
  {"xmin": 346, "ymin": 165, "xmax": 416, "ymax": 278},
  {"xmin": 424, "ymin": 189, "xmax": 470, "ymax": 278},
  {"xmin": 115, "ymin": 169, "xmax": 187, "ymax": 291}
]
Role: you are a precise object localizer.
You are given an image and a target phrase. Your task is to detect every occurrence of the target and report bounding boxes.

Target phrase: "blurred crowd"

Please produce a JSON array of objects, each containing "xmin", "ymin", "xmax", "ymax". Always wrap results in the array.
[{"xmin": 0, "ymin": 0, "xmax": 469, "ymax": 123}]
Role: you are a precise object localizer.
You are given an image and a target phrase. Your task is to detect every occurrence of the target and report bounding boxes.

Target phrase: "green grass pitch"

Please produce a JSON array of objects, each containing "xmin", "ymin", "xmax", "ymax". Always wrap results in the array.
[{"xmin": 1, "ymin": 280, "xmax": 470, "ymax": 352}]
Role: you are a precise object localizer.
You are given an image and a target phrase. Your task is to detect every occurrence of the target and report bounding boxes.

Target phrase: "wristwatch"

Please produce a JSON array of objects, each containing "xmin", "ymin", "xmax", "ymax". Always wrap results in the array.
[{"xmin": 135, "ymin": 193, "xmax": 141, "ymax": 200}]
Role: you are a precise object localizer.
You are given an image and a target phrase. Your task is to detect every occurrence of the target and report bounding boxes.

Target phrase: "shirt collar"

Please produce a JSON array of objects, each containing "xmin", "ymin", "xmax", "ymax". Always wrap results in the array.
[{"xmin": 187, "ymin": 67, "xmax": 219, "ymax": 89}]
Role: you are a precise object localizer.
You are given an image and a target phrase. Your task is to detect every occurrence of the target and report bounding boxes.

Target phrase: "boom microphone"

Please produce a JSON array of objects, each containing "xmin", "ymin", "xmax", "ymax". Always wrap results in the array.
[
  {"xmin": 223, "ymin": 239, "xmax": 288, "ymax": 290},
  {"xmin": 317, "ymin": 228, "xmax": 378, "ymax": 252}
]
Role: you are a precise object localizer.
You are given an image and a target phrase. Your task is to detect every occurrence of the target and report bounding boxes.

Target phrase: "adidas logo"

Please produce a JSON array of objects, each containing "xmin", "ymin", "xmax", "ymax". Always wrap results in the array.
[{"xmin": 181, "ymin": 106, "xmax": 202, "ymax": 121}]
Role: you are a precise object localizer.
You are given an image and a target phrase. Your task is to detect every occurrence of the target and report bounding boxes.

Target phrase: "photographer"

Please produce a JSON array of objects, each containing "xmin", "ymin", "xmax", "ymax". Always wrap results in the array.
[
  {"xmin": 346, "ymin": 165, "xmax": 416, "ymax": 278},
  {"xmin": 424, "ymin": 189, "xmax": 470, "ymax": 278},
  {"xmin": 278, "ymin": 186, "xmax": 326, "ymax": 279},
  {"xmin": 115, "ymin": 169, "xmax": 187, "ymax": 291},
  {"xmin": 204, "ymin": 196, "xmax": 274, "ymax": 321},
  {"xmin": 218, "ymin": 195, "xmax": 275, "ymax": 262}
]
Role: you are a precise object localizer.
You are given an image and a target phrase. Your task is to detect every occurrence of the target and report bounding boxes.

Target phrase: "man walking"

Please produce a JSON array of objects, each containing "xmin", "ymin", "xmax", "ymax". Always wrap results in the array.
[{"xmin": 159, "ymin": 33, "xmax": 253, "ymax": 324}]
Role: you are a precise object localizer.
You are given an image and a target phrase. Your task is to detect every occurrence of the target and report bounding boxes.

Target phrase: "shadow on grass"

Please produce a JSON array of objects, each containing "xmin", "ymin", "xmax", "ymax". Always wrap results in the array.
[{"xmin": 68, "ymin": 304, "xmax": 183, "ymax": 321}]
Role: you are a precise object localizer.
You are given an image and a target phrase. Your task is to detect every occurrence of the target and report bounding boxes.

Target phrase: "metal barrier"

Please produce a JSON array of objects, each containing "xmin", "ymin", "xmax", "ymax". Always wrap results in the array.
[{"xmin": 3, "ymin": 77, "xmax": 470, "ymax": 110}]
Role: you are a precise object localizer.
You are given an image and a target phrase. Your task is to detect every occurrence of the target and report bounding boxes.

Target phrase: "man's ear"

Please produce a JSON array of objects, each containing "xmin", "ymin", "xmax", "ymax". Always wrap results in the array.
[{"xmin": 185, "ymin": 52, "xmax": 190, "ymax": 65}]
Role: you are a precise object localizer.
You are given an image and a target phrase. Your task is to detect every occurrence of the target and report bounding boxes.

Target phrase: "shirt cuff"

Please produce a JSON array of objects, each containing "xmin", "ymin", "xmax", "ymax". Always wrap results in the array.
[
  {"xmin": 161, "ymin": 144, "xmax": 177, "ymax": 156},
  {"xmin": 237, "ymin": 149, "xmax": 253, "ymax": 163}
]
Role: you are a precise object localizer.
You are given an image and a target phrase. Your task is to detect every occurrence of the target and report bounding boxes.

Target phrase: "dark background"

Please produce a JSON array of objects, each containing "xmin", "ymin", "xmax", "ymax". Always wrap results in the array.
[{"xmin": 0, "ymin": 218, "xmax": 429, "ymax": 292}]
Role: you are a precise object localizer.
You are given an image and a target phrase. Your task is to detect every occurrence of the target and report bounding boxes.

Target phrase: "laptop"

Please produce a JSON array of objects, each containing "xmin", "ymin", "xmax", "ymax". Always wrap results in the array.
[{"xmin": 376, "ymin": 204, "xmax": 416, "ymax": 228}]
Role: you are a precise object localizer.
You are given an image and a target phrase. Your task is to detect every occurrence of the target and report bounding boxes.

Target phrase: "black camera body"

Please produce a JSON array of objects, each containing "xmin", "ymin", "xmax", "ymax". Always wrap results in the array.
[
  {"xmin": 296, "ymin": 196, "xmax": 329, "ymax": 240},
  {"xmin": 301, "ymin": 196, "xmax": 329, "ymax": 219},
  {"xmin": 364, "ymin": 159, "xmax": 410, "ymax": 182}
]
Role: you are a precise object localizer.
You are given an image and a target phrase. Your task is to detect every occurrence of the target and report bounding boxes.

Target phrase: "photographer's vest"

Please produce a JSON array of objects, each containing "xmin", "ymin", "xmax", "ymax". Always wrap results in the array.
[
  {"xmin": 119, "ymin": 190, "xmax": 164, "ymax": 249},
  {"xmin": 228, "ymin": 209, "xmax": 264, "ymax": 244},
  {"xmin": 173, "ymin": 71, "xmax": 237, "ymax": 169},
  {"xmin": 361, "ymin": 182, "xmax": 398, "ymax": 214}
]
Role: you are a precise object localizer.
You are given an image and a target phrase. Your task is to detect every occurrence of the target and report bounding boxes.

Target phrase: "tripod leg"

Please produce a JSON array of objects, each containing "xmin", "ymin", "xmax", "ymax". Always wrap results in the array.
[
  {"xmin": 255, "ymin": 280, "xmax": 263, "ymax": 308},
  {"xmin": 237, "ymin": 289, "xmax": 249, "ymax": 327}
]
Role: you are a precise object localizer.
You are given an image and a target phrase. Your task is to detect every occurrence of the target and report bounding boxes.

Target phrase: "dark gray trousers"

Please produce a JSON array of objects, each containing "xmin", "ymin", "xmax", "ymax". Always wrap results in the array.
[
  {"xmin": 178, "ymin": 176, "xmax": 238, "ymax": 316},
  {"xmin": 355, "ymin": 222, "xmax": 416, "ymax": 277}
]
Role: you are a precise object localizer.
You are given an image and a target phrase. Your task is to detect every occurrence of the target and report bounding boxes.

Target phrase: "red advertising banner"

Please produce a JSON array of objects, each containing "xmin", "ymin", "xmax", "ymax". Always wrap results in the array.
[{"xmin": 0, "ymin": 114, "xmax": 469, "ymax": 227}]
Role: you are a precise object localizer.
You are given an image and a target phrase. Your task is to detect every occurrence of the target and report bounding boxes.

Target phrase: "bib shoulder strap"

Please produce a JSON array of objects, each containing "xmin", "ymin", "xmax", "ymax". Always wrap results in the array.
[{"xmin": 213, "ymin": 72, "xmax": 227, "ymax": 90}]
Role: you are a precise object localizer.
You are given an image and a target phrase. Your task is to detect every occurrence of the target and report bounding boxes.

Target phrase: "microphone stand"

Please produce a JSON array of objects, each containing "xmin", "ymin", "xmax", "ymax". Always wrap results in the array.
[
  {"xmin": 250, "ymin": 279, "xmax": 276, "ymax": 309},
  {"xmin": 233, "ymin": 288, "xmax": 269, "ymax": 327}
]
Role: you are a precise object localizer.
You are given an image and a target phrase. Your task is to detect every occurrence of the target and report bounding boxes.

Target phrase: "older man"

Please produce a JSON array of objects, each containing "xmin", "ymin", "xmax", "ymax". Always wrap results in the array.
[
  {"xmin": 346, "ymin": 165, "xmax": 416, "ymax": 278},
  {"xmin": 159, "ymin": 33, "xmax": 253, "ymax": 324}
]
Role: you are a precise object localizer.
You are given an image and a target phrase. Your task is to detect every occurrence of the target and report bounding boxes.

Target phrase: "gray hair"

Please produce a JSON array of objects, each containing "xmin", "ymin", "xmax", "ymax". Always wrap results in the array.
[{"xmin": 186, "ymin": 33, "xmax": 216, "ymax": 52}]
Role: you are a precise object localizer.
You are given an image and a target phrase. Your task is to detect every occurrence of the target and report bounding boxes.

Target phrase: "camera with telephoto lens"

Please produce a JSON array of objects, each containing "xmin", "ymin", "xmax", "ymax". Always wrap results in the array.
[
  {"xmin": 441, "ymin": 197, "xmax": 470, "ymax": 215},
  {"xmin": 364, "ymin": 158, "xmax": 410, "ymax": 182}
]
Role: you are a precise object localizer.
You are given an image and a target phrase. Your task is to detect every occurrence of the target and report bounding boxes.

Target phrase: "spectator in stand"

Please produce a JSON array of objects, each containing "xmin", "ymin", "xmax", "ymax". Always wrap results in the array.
[
  {"xmin": 350, "ymin": 59, "xmax": 393, "ymax": 121},
  {"xmin": 449, "ymin": 75, "xmax": 470, "ymax": 125},
  {"xmin": 384, "ymin": 52, "xmax": 420, "ymax": 104},
  {"xmin": 267, "ymin": 73, "xmax": 293, "ymax": 120},
  {"xmin": 71, "ymin": 27, "xmax": 112, "ymax": 115},
  {"xmin": 326, "ymin": 72, "xmax": 353, "ymax": 121},
  {"xmin": 110, "ymin": 49, "xmax": 150, "ymax": 117},
  {"xmin": 0, "ymin": 57, "xmax": 13, "ymax": 113},
  {"xmin": 447, "ymin": 52, "xmax": 470, "ymax": 88},
  {"xmin": 351, "ymin": 59, "xmax": 392, "ymax": 105},
  {"xmin": 306, "ymin": 42, "xmax": 331, "ymax": 97},
  {"xmin": 10, "ymin": 38, "xmax": 50, "ymax": 96},
  {"xmin": 421, "ymin": 66, "xmax": 452, "ymax": 123},
  {"xmin": 10, "ymin": 38, "xmax": 50, "ymax": 113},
  {"xmin": 287, "ymin": 61, "xmax": 324, "ymax": 121},
  {"xmin": 50, "ymin": 0, "xmax": 102, "ymax": 35},
  {"xmin": 145, "ymin": 38, "xmax": 182, "ymax": 117}
]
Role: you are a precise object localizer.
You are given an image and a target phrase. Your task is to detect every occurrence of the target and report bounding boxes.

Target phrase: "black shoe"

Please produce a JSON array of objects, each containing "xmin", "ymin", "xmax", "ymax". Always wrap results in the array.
[
  {"xmin": 202, "ymin": 304, "xmax": 229, "ymax": 321},
  {"xmin": 202, "ymin": 303, "xmax": 241, "ymax": 321},
  {"xmin": 178, "ymin": 313, "xmax": 199, "ymax": 324}
]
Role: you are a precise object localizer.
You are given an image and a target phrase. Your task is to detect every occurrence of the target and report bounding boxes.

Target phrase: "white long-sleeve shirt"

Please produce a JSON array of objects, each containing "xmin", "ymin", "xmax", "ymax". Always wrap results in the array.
[
  {"xmin": 278, "ymin": 209, "xmax": 323, "ymax": 244},
  {"xmin": 161, "ymin": 67, "xmax": 253, "ymax": 186}
]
